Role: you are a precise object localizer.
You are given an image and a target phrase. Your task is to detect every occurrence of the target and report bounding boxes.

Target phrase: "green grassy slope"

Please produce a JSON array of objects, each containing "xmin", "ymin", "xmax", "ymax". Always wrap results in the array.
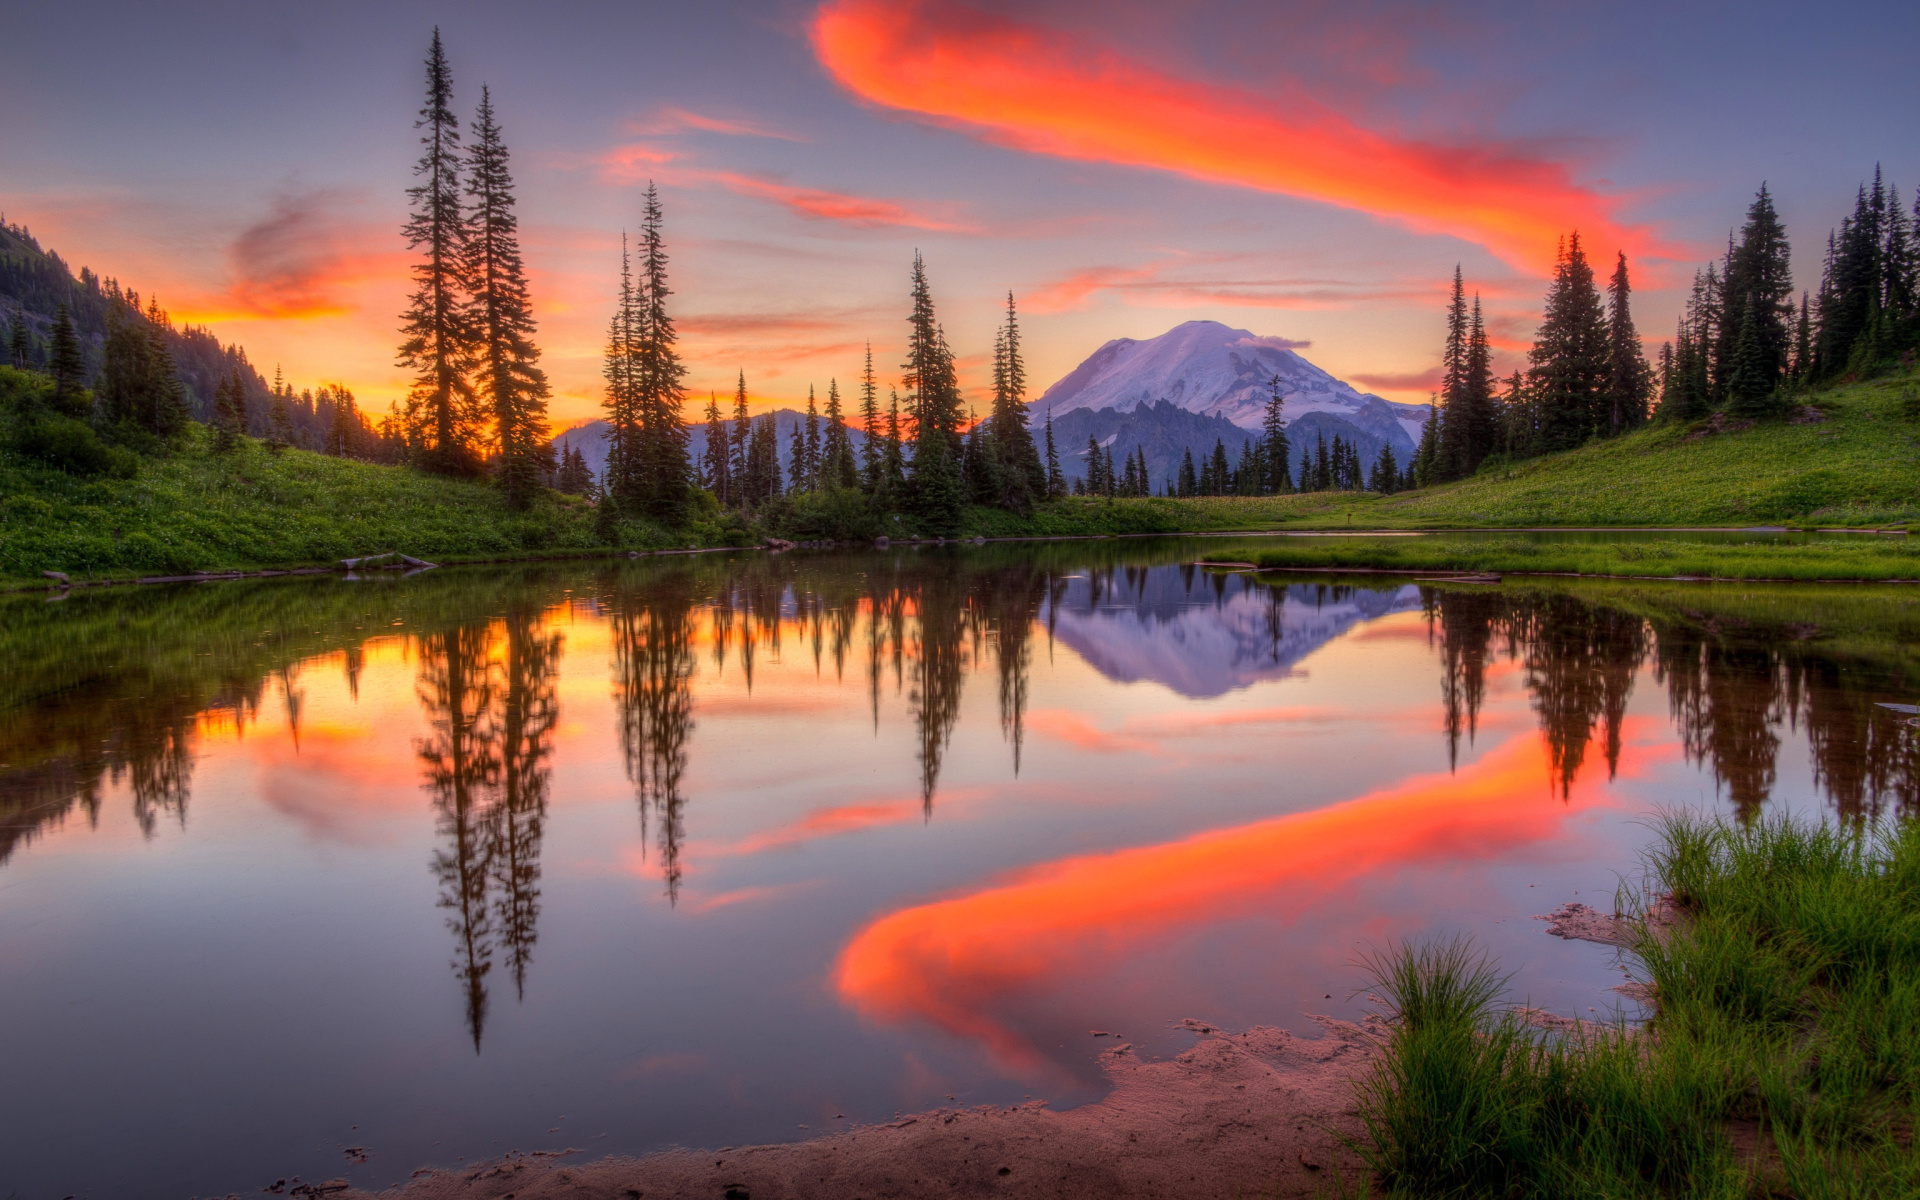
[{"xmin": 979, "ymin": 369, "xmax": 1920, "ymax": 534}]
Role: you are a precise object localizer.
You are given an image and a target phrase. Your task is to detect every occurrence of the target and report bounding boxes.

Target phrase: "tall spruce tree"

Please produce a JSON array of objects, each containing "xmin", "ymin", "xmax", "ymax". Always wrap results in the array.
[
  {"xmin": 48, "ymin": 303, "xmax": 84, "ymax": 413},
  {"xmin": 882, "ymin": 387, "xmax": 906, "ymax": 496},
  {"xmin": 987, "ymin": 292, "xmax": 1043, "ymax": 510},
  {"xmin": 6, "ymin": 311, "xmax": 28, "ymax": 370},
  {"xmin": 730, "ymin": 370, "xmax": 751, "ymax": 497},
  {"xmin": 396, "ymin": 28, "xmax": 478, "ymax": 474},
  {"xmin": 631, "ymin": 183, "xmax": 690, "ymax": 517},
  {"xmin": 1412, "ymin": 398, "xmax": 1440, "ymax": 485},
  {"xmin": 1260, "ymin": 375, "xmax": 1290, "ymax": 493},
  {"xmin": 857, "ymin": 346, "xmax": 881, "ymax": 490},
  {"xmin": 822, "ymin": 378, "xmax": 856, "ymax": 489},
  {"xmin": 213, "ymin": 368, "xmax": 248, "ymax": 450},
  {"xmin": 99, "ymin": 303, "xmax": 188, "ymax": 438},
  {"xmin": 788, "ymin": 418, "xmax": 809, "ymax": 492},
  {"xmin": 802, "ymin": 384, "xmax": 820, "ymax": 489},
  {"xmin": 1528, "ymin": 232, "xmax": 1610, "ymax": 451},
  {"xmin": 901, "ymin": 255, "xmax": 963, "ymax": 529},
  {"xmin": 701, "ymin": 393, "xmax": 730, "ymax": 501},
  {"xmin": 465, "ymin": 85, "xmax": 549, "ymax": 507},
  {"xmin": 1437, "ymin": 265, "xmax": 1471, "ymax": 478},
  {"xmin": 1716, "ymin": 184, "xmax": 1793, "ymax": 394},
  {"xmin": 1043, "ymin": 406, "xmax": 1063, "ymax": 499},
  {"xmin": 1605, "ymin": 253, "xmax": 1652, "ymax": 434},
  {"xmin": 601, "ymin": 235, "xmax": 642, "ymax": 508},
  {"xmin": 1724, "ymin": 295, "xmax": 1774, "ymax": 418}
]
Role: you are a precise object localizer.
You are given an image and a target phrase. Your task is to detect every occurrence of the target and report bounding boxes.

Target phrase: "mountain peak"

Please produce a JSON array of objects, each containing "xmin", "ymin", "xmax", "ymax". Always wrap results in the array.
[{"xmin": 1034, "ymin": 321, "xmax": 1426, "ymax": 445}]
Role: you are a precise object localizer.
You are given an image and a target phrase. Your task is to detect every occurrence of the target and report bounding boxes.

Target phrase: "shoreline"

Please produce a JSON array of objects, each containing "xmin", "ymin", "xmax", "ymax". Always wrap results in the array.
[
  {"xmin": 7, "ymin": 523, "xmax": 1913, "ymax": 595},
  {"xmin": 333, "ymin": 1016, "xmax": 1386, "ymax": 1200}
]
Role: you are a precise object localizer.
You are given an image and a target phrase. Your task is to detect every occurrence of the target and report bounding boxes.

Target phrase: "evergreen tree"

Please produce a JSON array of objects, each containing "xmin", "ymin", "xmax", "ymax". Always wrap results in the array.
[
  {"xmin": 701, "ymin": 392, "xmax": 730, "ymax": 502},
  {"xmin": 803, "ymin": 384, "xmax": 821, "ymax": 489},
  {"xmin": 212, "ymin": 369, "xmax": 243, "ymax": 451},
  {"xmin": 1260, "ymin": 375, "xmax": 1291, "ymax": 494},
  {"xmin": 6, "ymin": 310, "xmax": 29, "ymax": 370},
  {"xmin": 1411, "ymin": 399, "xmax": 1437, "ymax": 484},
  {"xmin": 901, "ymin": 258, "xmax": 966, "ymax": 529},
  {"xmin": 1043, "ymin": 406, "xmax": 1064, "ymax": 499},
  {"xmin": 464, "ymin": 85, "xmax": 549, "ymax": 506},
  {"xmin": 99, "ymin": 303, "xmax": 188, "ymax": 438},
  {"xmin": 882, "ymin": 387, "xmax": 906, "ymax": 496},
  {"xmin": 857, "ymin": 346, "xmax": 881, "ymax": 490},
  {"xmin": 1790, "ymin": 293, "xmax": 1813, "ymax": 383},
  {"xmin": 987, "ymin": 292, "xmax": 1044, "ymax": 510},
  {"xmin": 1209, "ymin": 439, "xmax": 1231, "ymax": 496},
  {"xmin": 1724, "ymin": 295, "xmax": 1774, "ymax": 419},
  {"xmin": 1605, "ymin": 252, "xmax": 1652, "ymax": 434},
  {"xmin": 48, "ymin": 303, "xmax": 84, "ymax": 413},
  {"xmin": 789, "ymin": 418, "xmax": 809, "ymax": 492},
  {"xmin": 601, "ymin": 235, "xmax": 642, "ymax": 509},
  {"xmin": 1085, "ymin": 434, "xmax": 1103, "ymax": 494},
  {"xmin": 266, "ymin": 371, "xmax": 295, "ymax": 447},
  {"xmin": 822, "ymin": 378, "xmax": 856, "ymax": 489},
  {"xmin": 631, "ymin": 182, "xmax": 690, "ymax": 518},
  {"xmin": 1529, "ymin": 232, "xmax": 1611, "ymax": 451},
  {"xmin": 1437, "ymin": 265, "xmax": 1472, "ymax": 478},
  {"xmin": 1716, "ymin": 184, "xmax": 1794, "ymax": 394},
  {"xmin": 730, "ymin": 370, "xmax": 750, "ymax": 498},
  {"xmin": 396, "ymin": 28, "xmax": 478, "ymax": 474},
  {"xmin": 1370, "ymin": 443, "xmax": 1398, "ymax": 494}
]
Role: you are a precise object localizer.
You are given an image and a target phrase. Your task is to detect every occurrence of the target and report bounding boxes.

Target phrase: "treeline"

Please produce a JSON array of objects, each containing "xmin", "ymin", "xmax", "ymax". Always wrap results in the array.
[{"xmin": 1415, "ymin": 173, "xmax": 1920, "ymax": 487}]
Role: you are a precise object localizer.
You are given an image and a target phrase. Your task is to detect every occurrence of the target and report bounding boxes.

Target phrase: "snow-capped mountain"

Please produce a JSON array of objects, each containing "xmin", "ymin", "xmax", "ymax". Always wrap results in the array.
[
  {"xmin": 1034, "ymin": 320, "xmax": 1429, "ymax": 448},
  {"xmin": 1044, "ymin": 568, "xmax": 1423, "ymax": 699}
]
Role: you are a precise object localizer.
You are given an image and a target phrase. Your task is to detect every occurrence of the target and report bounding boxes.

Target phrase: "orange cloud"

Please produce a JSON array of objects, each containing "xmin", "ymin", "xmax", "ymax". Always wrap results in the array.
[
  {"xmin": 636, "ymin": 107, "xmax": 807, "ymax": 142},
  {"xmin": 834, "ymin": 727, "xmax": 1662, "ymax": 1071},
  {"xmin": 810, "ymin": 0, "xmax": 1665, "ymax": 271},
  {"xmin": 170, "ymin": 191, "xmax": 402, "ymax": 323},
  {"xmin": 703, "ymin": 170, "xmax": 977, "ymax": 232}
]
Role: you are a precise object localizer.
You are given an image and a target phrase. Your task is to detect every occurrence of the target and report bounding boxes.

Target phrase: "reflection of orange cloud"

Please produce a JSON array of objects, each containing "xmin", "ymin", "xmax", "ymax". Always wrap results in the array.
[
  {"xmin": 811, "ymin": 0, "xmax": 1664, "ymax": 270},
  {"xmin": 1024, "ymin": 710, "xmax": 1155, "ymax": 755},
  {"xmin": 715, "ymin": 800, "xmax": 922, "ymax": 856},
  {"xmin": 835, "ymin": 727, "xmax": 1661, "ymax": 1071}
]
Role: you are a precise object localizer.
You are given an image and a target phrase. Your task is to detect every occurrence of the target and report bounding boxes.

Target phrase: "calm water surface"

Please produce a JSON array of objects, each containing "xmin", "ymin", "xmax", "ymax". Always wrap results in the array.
[{"xmin": 3, "ymin": 540, "xmax": 1916, "ymax": 1198}]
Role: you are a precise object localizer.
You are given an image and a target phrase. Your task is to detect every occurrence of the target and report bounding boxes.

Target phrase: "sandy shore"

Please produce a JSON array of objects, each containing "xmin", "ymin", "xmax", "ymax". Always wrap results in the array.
[{"xmin": 333, "ymin": 1015, "xmax": 1385, "ymax": 1200}]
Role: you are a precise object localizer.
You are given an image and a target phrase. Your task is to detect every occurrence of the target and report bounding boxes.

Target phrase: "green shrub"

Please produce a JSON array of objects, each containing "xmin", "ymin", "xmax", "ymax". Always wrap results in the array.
[{"xmin": 13, "ymin": 417, "xmax": 138, "ymax": 477}]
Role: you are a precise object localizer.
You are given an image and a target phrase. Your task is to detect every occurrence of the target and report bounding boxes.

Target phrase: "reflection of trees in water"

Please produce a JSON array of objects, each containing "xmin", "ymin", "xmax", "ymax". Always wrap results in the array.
[
  {"xmin": 416, "ymin": 609, "xmax": 562, "ymax": 1051},
  {"xmin": 609, "ymin": 574, "xmax": 697, "ymax": 905},
  {"xmin": 1425, "ymin": 586, "xmax": 1918, "ymax": 819}
]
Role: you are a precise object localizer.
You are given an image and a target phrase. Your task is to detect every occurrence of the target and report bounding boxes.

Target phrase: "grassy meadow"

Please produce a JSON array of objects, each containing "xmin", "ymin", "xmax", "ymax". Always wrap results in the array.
[{"xmin": 1351, "ymin": 815, "xmax": 1920, "ymax": 1198}]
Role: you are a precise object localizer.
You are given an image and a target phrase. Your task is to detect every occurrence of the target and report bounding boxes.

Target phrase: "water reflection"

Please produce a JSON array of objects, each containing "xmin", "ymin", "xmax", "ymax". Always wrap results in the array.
[
  {"xmin": 416, "ymin": 608, "xmax": 561, "ymax": 1049},
  {"xmin": 1415, "ymin": 583, "xmax": 1920, "ymax": 819},
  {"xmin": 2, "ymin": 554, "xmax": 1916, "ymax": 1054}
]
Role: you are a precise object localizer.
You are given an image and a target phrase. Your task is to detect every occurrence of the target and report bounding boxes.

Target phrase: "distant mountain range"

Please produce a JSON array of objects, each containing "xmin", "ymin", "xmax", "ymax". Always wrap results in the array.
[
  {"xmin": 555, "ymin": 319, "xmax": 1423, "ymax": 493},
  {"xmin": 1035, "ymin": 320, "xmax": 1428, "ymax": 446},
  {"xmin": 553, "ymin": 411, "xmax": 868, "ymax": 483}
]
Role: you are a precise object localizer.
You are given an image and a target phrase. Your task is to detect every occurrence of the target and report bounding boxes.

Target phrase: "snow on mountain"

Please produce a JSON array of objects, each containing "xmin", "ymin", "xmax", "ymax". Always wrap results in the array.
[
  {"xmin": 1043, "ymin": 568, "xmax": 1423, "ymax": 700},
  {"xmin": 1033, "ymin": 320, "xmax": 1429, "ymax": 448}
]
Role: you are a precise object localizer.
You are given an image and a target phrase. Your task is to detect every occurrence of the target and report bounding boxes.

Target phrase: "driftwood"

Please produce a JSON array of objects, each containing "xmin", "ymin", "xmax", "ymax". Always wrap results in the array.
[{"xmin": 338, "ymin": 552, "xmax": 439, "ymax": 571}]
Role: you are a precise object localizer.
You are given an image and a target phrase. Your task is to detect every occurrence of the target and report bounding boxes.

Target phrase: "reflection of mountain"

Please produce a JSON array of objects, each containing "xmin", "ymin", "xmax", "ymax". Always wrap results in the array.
[{"xmin": 1044, "ymin": 569, "xmax": 1421, "ymax": 699}]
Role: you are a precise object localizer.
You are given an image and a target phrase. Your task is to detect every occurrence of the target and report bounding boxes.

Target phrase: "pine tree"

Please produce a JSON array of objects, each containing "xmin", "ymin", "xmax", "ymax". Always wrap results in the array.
[
  {"xmin": 213, "ymin": 368, "xmax": 248, "ymax": 451},
  {"xmin": 99, "ymin": 303, "xmax": 188, "ymax": 438},
  {"xmin": 730, "ymin": 370, "xmax": 751, "ymax": 498},
  {"xmin": 1716, "ymin": 184, "xmax": 1793, "ymax": 395},
  {"xmin": 1790, "ymin": 293, "xmax": 1813, "ymax": 383},
  {"xmin": 1437, "ymin": 265, "xmax": 1471, "ymax": 479},
  {"xmin": 803, "ymin": 384, "xmax": 820, "ymax": 490},
  {"xmin": 1463, "ymin": 295, "xmax": 1496, "ymax": 462},
  {"xmin": 601, "ymin": 235, "xmax": 642, "ymax": 509},
  {"xmin": 1605, "ymin": 253, "xmax": 1652, "ymax": 435},
  {"xmin": 901, "ymin": 255, "xmax": 964, "ymax": 530},
  {"xmin": 1085, "ymin": 434, "xmax": 1103, "ymax": 494},
  {"xmin": 1209, "ymin": 439, "xmax": 1231, "ymax": 496},
  {"xmin": 857, "ymin": 346, "xmax": 881, "ymax": 490},
  {"xmin": 48, "ymin": 303, "xmax": 84, "ymax": 413},
  {"xmin": 465, "ymin": 85, "xmax": 550, "ymax": 506},
  {"xmin": 1725, "ymin": 295, "xmax": 1774, "ymax": 419},
  {"xmin": 266, "ymin": 367, "xmax": 295, "ymax": 447},
  {"xmin": 1410, "ymin": 399, "xmax": 1437, "ymax": 485},
  {"xmin": 6, "ymin": 310, "xmax": 29, "ymax": 370},
  {"xmin": 789, "ymin": 417, "xmax": 809, "ymax": 492},
  {"xmin": 396, "ymin": 28, "xmax": 478, "ymax": 474},
  {"xmin": 822, "ymin": 378, "xmax": 856, "ymax": 489},
  {"xmin": 882, "ymin": 387, "xmax": 906, "ymax": 496},
  {"xmin": 701, "ymin": 392, "xmax": 730, "ymax": 501},
  {"xmin": 1260, "ymin": 375, "xmax": 1290, "ymax": 494},
  {"xmin": 1529, "ymin": 232, "xmax": 1611, "ymax": 451},
  {"xmin": 1043, "ymin": 406, "xmax": 1063, "ymax": 500},
  {"xmin": 1370, "ymin": 443, "xmax": 1398, "ymax": 494},
  {"xmin": 987, "ymin": 292, "xmax": 1043, "ymax": 510},
  {"xmin": 631, "ymin": 182, "xmax": 690, "ymax": 517}
]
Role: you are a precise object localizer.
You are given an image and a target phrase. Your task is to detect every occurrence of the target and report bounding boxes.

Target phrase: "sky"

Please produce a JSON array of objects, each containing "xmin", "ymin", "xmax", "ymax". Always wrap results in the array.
[{"xmin": 3, "ymin": 0, "xmax": 1915, "ymax": 427}]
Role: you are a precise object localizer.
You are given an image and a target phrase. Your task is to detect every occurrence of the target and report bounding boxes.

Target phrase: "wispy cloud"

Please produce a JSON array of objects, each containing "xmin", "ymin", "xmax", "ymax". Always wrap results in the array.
[
  {"xmin": 1025, "ymin": 255, "xmax": 1442, "ymax": 314},
  {"xmin": 633, "ymin": 106, "xmax": 807, "ymax": 142},
  {"xmin": 810, "ymin": 0, "xmax": 1671, "ymax": 271}
]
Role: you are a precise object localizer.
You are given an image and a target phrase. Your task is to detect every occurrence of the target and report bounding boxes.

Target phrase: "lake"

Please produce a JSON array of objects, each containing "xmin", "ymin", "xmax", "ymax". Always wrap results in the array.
[{"xmin": 3, "ymin": 540, "xmax": 1916, "ymax": 1198}]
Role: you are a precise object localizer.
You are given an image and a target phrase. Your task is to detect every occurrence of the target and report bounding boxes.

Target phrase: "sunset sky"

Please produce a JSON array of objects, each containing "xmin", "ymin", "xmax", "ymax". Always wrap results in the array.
[{"xmin": 4, "ymin": 0, "xmax": 1914, "ymax": 426}]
